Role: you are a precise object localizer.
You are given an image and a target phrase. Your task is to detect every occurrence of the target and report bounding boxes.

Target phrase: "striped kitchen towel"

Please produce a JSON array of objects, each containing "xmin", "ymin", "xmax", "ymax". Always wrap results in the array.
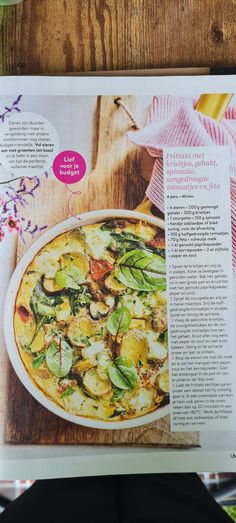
[{"xmin": 128, "ymin": 95, "xmax": 236, "ymax": 271}]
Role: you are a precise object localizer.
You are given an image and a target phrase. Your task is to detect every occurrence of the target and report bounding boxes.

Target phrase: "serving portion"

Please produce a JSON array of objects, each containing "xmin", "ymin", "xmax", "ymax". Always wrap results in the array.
[{"xmin": 14, "ymin": 218, "xmax": 169, "ymax": 422}]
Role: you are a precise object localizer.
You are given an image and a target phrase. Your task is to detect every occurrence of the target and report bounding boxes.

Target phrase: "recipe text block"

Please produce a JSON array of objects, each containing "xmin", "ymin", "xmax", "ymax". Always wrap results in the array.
[{"xmin": 164, "ymin": 146, "xmax": 236, "ymax": 431}]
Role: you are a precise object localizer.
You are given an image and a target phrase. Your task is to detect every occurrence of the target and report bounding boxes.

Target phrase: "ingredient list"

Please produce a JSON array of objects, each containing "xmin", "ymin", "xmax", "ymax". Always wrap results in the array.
[{"xmin": 164, "ymin": 146, "xmax": 236, "ymax": 431}]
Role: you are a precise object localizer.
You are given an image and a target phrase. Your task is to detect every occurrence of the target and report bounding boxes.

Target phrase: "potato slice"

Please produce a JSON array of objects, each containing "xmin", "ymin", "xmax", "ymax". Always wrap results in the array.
[
  {"xmin": 56, "ymin": 298, "xmax": 72, "ymax": 323},
  {"xmin": 157, "ymin": 371, "xmax": 169, "ymax": 393},
  {"xmin": 120, "ymin": 330, "xmax": 148, "ymax": 364},
  {"xmin": 104, "ymin": 273, "xmax": 126, "ymax": 295},
  {"xmin": 83, "ymin": 369, "xmax": 112, "ymax": 397},
  {"xmin": 130, "ymin": 319, "xmax": 146, "ymax": 331},
  {"xmin": 72, "ymin": 357, "xmax": 97, "ymax": 373},
  {"xmin": 14, "ymin": 308, "xmax": 37, "ymax": 348},
  {"xmin": 60, "ymin": 252, "xmax": 89, "ymax": 278},
  {"xmin": 30, "ymin": 329, "xmax": 46, "ymax": 353},
  {"xmin": 42, "ymin": 278, "xmax": 62, "ymax": 294},
  {"xmin": 67, "ymin": 315, "xmax": 95, "ymax": 346}
]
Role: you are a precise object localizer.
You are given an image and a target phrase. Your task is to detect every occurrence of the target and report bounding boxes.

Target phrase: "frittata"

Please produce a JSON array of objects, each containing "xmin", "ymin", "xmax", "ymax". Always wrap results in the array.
[{"xmin": 14, "ymin": 218, "xmax": 169, "ymax": 422}]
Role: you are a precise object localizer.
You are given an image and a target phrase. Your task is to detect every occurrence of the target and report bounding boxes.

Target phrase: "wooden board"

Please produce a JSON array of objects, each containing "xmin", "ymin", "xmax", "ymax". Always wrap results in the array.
[
  {"xmin": 1, "ymin": 0, "xmax": 236, "ymax": 76},
  {"xmin": 5, "ymin": 95, "xmax": 200, "ymax": 447}
]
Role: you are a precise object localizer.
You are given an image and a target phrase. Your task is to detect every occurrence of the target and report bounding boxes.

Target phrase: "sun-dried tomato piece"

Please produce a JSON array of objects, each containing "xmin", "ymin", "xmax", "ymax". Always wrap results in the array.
[{"xmin": 90, "ymin": 259, "xmax": 113, "ymax": 281}]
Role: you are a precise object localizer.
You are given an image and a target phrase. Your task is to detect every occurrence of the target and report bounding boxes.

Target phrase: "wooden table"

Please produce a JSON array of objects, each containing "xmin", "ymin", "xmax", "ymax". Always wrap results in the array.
[{"xmin": 1, "ymin": 0, "xmax": 236, "ymax": 76}]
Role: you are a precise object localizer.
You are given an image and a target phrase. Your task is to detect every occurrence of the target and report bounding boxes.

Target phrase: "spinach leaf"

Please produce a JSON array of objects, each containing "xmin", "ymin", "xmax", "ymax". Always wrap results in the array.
[
  {"xmin": 115, "ymin": 249, "xmax": 166, "ymax": 292},
  {"xmin": 69, "ymin": 287, "xmax": 92, "ymax": 315},
  {"xmin": 112, "ymin": 231, "xmax": 144, "ymax": 244},
  {"xmin": 108, "ymin": 357, "xmax": 138, "ymax": 390},
  {"xmin": 28, "ymin": 315, "xmax": 54, "ymax": 350},
  {"xmin": 30, "ymin": 281, "xmax": 62, "ymax": 324},
  {"xmin": 46, "ymin": 339, "xmax": 73, "ymax": 378},
  {"xmin": 112, "ymin": 388, "xmax": 125, "ymax": 401},
  {"xmin": 32, "ymin": 353, "xmax": 45, "ymax": 369},
  {"xmin": 107, "ymin": 306, "xmax": 131, "ymax": 337},
  {"xmin": 100, "ymin": 221, "xmax": 114, "ymax": 231},
  {"xmin": 60, "ymin": 386, "xmax": 75, "ymax": 399},
  {"xmin": 29, "ymin": 281, "xmax": 60, "ymax": 348},
  {"xmin": 164, "ymin": 330, "xmax": 168, "ymax": 347}
]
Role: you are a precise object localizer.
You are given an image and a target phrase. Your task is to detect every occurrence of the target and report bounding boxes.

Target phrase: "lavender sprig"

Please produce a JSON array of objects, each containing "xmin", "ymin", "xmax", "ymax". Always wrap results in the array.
[
  {"xmin": 0, "ymin": 95, "xmax": 49, "ymax": 243},
  {"xmin": 0, "ymin": 95, "xmax": 22, "ymax": 123}
]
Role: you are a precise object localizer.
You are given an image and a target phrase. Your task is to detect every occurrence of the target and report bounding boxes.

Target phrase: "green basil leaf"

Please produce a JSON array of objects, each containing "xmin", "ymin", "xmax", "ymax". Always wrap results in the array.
[
  {"xmin": 107, "ymin": 306, "xmax": 131, "ymax": 337},
  {"xmin": 46, "ymin": 340, "xmax": 73, "ymax": 378},
  {"xmin": 115, "ymin": 249, "xmax": 166, "ymax": 291},
  {"xmin": 60, "ymin": 386, "xmax": 75, "ymax": 399},
  {"xmin": 32, "ymin": 354, "xmax": 45, "ymax": 369},
  {"xmin": 55, "ymin": 266, "xmax": 85, "ymax": 290}
]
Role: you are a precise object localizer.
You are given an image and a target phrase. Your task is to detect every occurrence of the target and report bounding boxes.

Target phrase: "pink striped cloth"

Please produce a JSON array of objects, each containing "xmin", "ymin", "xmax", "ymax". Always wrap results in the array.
[{"xmin": 128, "ymin": 96, "xmax": 236, "ymax": 271}]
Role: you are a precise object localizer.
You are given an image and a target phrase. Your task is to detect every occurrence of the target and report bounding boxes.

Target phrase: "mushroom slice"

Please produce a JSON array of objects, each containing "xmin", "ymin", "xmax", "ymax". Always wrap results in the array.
[
  {"xmin": 157, "ymin": 371, "xmax": 169, "ymax": 393},
  {"xmin": 152, "ymin": 309, "xmax": 167, "ymax": 333},
  {"xmin": 89, "ymin": 301, "xmax": 111, "ymax": 320},
  {"xmin": 42, "ymin": 277, "xmax": 62, "ymax": 296},
  {"xmin": 83, "ymin": 369, "xmax": 112, "ymax": 397}
]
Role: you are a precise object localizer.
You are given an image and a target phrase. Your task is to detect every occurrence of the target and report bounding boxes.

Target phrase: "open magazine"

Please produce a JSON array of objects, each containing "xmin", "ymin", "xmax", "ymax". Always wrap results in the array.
[{"xmin": 0, "ymin": 74, "xmax": 236, "ymax": 479}]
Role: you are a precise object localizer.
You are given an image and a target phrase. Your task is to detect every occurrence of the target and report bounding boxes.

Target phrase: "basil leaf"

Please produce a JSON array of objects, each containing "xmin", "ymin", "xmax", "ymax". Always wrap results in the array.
[
  {"xmin": 46, "ymin": 340, "xmax": 73, "ymax": 378},
  {"xmin": 55, "ymin": 266, "xmax": 85, "ymax": 290},
  {"xmin": 60, "ymin": 386, "xmax": 75, "ymax": 399},
  {"xmin": 115, "ymin": 249, "xmax": 166, "ymax": 291},
  {"xmin": 32, "ymin": 354, "xmax": 45, "ymax": 369},
  {"xmin": 107, "ymin": 306, "xmax": 131, "ymax": 337}
]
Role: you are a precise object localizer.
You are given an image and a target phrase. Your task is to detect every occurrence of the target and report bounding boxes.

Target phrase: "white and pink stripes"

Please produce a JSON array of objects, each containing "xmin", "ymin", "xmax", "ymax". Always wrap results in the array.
[{"xmin": 128, "ymin": 95, "xmax": 236, "ymax": 271}]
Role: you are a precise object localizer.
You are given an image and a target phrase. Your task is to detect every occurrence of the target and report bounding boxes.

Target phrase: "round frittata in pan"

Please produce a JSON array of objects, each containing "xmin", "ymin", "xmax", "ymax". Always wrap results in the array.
[{"xmin": 14, "ymin": 218, "xmax": 169, "ymax": 422}]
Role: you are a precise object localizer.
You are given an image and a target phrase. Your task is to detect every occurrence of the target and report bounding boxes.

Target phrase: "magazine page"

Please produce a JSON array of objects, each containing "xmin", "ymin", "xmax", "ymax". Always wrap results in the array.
[{"xmin": 0, "ymin": 75, "xmax": 236, "ymax": 479}]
